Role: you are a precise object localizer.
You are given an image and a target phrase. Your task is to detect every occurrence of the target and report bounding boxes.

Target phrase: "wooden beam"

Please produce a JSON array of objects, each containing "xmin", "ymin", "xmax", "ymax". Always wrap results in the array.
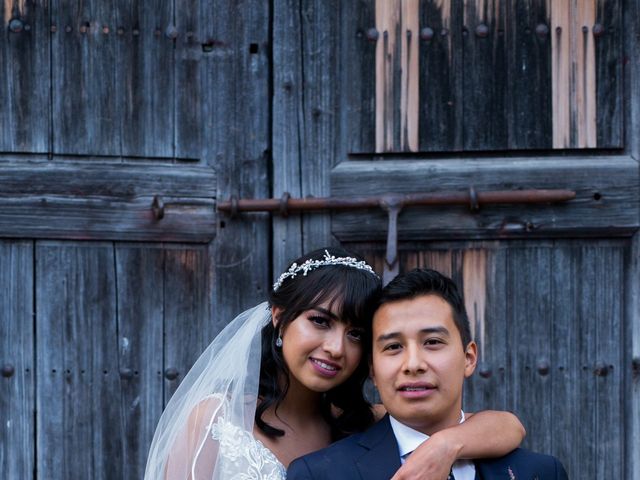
[
  {"xmin": 0, "ymin": 161, "xmax": 216, "ymax": 242},
  {"xmin": 331, "ymin": 156, "xmax": 639, "ymax": 240}
]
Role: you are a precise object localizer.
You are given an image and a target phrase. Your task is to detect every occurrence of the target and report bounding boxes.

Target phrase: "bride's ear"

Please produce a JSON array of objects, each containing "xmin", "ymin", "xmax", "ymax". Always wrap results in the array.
[{"xmin": 271, "ymin": 306, "xmax": 282, "ymax": 327}]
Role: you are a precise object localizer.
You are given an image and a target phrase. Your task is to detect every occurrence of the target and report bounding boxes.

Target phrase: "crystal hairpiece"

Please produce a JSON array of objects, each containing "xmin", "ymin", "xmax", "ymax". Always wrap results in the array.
[{"xmin": 272, "ymin": 250, "xmax": 379, "ymax": 291}]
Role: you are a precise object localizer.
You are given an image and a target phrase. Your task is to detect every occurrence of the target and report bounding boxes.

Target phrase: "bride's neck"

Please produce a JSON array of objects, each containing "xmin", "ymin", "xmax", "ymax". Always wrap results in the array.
[{"xmin": 274, "ymin": 373, "xmax": 324, "ymax": 421}]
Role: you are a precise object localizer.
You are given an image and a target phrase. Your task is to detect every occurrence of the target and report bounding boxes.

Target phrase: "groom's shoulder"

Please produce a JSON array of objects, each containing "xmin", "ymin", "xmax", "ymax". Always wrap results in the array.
[{"xmin": 477, "ymin": 447, "xmax": 568, "ymax": 479}]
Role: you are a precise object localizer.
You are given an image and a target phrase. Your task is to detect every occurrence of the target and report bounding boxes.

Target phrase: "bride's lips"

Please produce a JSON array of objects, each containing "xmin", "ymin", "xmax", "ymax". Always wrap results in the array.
[
  {"xmin": 309, "ymin": 357, "xmax": 342, "ymax": 378},
  {"xmin": 397, "ymin": 382, "xmax": 436, "ymax": 399}
]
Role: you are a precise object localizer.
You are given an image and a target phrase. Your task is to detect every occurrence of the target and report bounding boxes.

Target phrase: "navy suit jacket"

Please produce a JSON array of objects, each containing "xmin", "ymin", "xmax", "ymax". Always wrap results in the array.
[{"xmin": 287, "ymin": 416, "xmax": 568, "ymax": 480}]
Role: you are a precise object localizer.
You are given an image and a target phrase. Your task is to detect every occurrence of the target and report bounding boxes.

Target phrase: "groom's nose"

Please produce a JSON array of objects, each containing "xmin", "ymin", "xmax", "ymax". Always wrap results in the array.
[{"xmin": 402, "ymin": 343, "xmax": 426, "ymax": 374}]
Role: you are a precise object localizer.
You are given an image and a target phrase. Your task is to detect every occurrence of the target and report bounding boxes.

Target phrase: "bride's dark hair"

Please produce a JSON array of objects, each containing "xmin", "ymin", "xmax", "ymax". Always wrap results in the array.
[{"xmin": 256, "ymin": 247, "xmax": 381, "ymax": 440}]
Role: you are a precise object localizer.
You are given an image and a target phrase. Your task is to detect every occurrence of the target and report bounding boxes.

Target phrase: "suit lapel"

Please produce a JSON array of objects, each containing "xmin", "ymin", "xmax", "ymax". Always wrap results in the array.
[{"xmin": 355, "ymin": 416, "xmax": 402, "ymax": 480}]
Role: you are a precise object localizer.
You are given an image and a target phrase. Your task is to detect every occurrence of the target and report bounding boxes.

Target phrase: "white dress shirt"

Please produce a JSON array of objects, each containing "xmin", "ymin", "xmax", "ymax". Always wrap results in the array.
[{"xmin": 389, "ymin": 412, "xmax": 476, "ymax": 480}]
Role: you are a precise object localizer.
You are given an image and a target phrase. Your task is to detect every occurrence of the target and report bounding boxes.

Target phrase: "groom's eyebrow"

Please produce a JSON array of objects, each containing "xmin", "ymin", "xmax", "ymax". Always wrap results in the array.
[
  {"xmin": 376, "ymin": 332, "xmax": 402, "ymax": 343},
  {"xmin": 376, "ymin": 326, "xmax": 450, "ymax": 343}
]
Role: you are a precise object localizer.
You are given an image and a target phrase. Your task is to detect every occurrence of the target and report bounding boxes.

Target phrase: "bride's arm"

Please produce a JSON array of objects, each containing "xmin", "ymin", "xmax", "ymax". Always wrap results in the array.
[{"xmin": 390, "ymin": 410, "xmax": 525, "ymax": 480}]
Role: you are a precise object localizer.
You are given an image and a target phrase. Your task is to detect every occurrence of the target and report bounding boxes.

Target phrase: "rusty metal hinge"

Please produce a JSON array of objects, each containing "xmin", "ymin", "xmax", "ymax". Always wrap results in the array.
[{"xmin": 218, "ymin": 187, "xmax": 575, "ymax": 284}]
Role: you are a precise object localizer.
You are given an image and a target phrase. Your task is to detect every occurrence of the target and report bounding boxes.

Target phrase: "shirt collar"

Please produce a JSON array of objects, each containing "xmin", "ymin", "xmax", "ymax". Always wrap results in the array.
[{"xmin": 389, "ymin": 411, "xmax": 466, "ymax": 458}]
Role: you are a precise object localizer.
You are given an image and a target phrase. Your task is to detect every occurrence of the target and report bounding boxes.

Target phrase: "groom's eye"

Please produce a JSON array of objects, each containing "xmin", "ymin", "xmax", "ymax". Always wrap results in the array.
[{"xmin": 382, "ymin": 343, "xmax": 401, "ymax": 352}]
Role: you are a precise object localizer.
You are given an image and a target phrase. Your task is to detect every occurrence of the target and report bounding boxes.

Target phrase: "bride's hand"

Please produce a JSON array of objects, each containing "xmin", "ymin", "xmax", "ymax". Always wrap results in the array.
[{"xmin": 390, "ymin": 431, "xmax": 460, "ymax": 480}]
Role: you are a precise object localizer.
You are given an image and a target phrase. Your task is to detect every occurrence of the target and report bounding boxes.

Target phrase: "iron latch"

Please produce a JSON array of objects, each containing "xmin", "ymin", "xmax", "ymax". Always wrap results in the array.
[{"xmin": 218, "ymin": 187, "xmax": 576, "ymax": 284}]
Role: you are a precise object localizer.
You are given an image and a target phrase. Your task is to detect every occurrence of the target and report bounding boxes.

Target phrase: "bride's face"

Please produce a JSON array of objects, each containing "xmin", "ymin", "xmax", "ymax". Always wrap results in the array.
[{"xmin": 276, "ymin": 300, "xmax": 365, "ymax": 393}]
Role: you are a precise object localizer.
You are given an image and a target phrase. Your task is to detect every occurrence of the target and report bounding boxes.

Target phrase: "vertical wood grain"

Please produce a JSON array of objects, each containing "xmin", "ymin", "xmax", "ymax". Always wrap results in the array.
[
  {"xmin": 0, "ymin": 1, "xmax": 50, "ymax": 153},
  {"xmin": 36, "ymin": 242, "xmax": 120, "ymax": 480},
  {"xmin": 209, "ymin": 0, "xmax": 270, "ymax": 320},
  {"xmin": 163, "ymin": 245, "xmax": 214, "ymax": 401},
  {"xmin": 507, "ymin": 0, "xmax": 552, "ymax": 149},
  {"xmin": 116, "ymin": 1, "xmax": 174, "ymax": 158},
  {"xmin": 51, "ymin": 1, "xmax": 120, "ymax": 155},
  {"xmin": 0, "ymin": 241, "xmax": 34, "ymax": 480},
  {"xmin": 419, "ymin": 0, "xmax": 463, "ymax": 151},
  {"xmin": 115, "ymin": 244, "xmax": 164, "ymax": 480},
  {"xmin": 506, "ymin": 247, "xmax": 553, "ymax": 454},
  {"xmin": 462, "ymin": 0, "xmax": 508, "ymax": 150}
]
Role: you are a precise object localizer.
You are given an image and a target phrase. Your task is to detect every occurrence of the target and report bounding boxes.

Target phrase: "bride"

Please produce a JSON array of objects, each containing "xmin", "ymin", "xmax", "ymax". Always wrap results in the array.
[{"xmin": 145, "ymin": 247, "xmax": 524, "ymax": 479}]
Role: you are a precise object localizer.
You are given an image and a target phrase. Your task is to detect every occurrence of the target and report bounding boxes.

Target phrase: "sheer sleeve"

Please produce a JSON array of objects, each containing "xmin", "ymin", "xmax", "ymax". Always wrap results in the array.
[{"xmin": 144, "ymin": 303, "xmax": 271, "ymax": 480}]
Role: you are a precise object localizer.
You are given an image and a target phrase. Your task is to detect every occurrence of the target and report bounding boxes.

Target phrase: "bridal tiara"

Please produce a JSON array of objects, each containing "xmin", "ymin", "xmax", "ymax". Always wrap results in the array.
[{"xmin": 272, "ymin": 250, "xmax": 379, "ymax": 291}]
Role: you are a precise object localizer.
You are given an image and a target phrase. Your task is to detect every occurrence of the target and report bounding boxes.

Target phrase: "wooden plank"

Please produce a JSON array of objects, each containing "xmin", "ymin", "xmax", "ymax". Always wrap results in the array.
[
  {"xmin": 163, "ymin": 245, "xmax": 214, "ymax": 402},
  {"xmin": 626, "ymin": 234, "xmax": 640, "ymax": 480},
  {"xmin": 0, "ymin": 162, "xmax": 216, "ymax": 242},
  {"xmin": 506, "ymin": 246, "xmax": 553, "ymax": 453},
  {"xmin": 548, "ymin": 244, "xmax": 580, "ymax": 477},
  {"xmin": 0, "ymin": 240, "xmax": 34, "ymax": 480},
  {"xmin": 343, "ymin": 0, "xmax": 377, "ymax": 154},
  {"xmin": 507, "ymin": 0, "xmax": 552, "ymax": 149},
  {"xmin": 51, "ymin": 1, "xmax": 120, "ymax": 155},
  {"xmin": 461, "ymin": 0, "xmax": 508, "ymax": 150},
  {"xmin": 331, "ymin": 157, "xmax": 639, "ymax": 240},
  {"xmin": 461, "ymin": 248, "xmax": 509, "ymax": 413},
  {"xmin": 175, "ymin": 0, "xmax": 203, "ymax": 160},
  {"xmin": 0, "ymin": 1, "xmax": 50, "ymax": 152},
  {"xmin": 374, "ymin": 0, "xmax": 420, "ymax": 152},
  {"xmin": 273, "ymin": 0, "xmax": 339, "ymax": 270},
  {"xmin": 116, "ymin": 1, "xmax": 174, "ymax": 158},
  {"xmin": 36, "ymin": 242, "xmax": 120, "ymax": 480},
  {"xmin": 550, "ymin": 1, "xmax": 572, "ymax": 148},
  {"xmin": 591, "ymin": 246, "xmax": 624, "ymax": 478},
  {"xmin": 272, "ymin": 0, "xmax": 306, "ymax": 267},
  {"xmin": 115, "ymin": 244, "xmax": 164, "ymax": 479},
  {"xmin": 595, "ymin": 0, "xmax": 623, "ymax": 148},
  {"xmin": 206, "ymin": 0, "xmax": 270, "ymax": 318},
  {"xmin": 418, "ymin": 0, "xmax": 464, "ymax": 151}
]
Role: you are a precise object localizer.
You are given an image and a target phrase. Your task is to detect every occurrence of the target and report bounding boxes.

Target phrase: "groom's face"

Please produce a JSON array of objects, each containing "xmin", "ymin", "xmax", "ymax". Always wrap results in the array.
[{"xmin": 370, "ymin": 294, "xmax": 477, "ymax": 435}]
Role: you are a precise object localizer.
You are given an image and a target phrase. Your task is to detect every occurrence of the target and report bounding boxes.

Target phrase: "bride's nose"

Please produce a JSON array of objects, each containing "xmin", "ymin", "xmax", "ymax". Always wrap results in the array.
[{"xmin": 323, "ymin": 328, "xmax": 346, "ymax": 358}]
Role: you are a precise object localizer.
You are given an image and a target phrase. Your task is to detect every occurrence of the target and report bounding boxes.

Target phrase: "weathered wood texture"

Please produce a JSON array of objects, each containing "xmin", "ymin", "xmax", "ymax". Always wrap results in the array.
[
  {"xmin": 114, "ymin": 245, "xmax": 164, "ymax": 479},
  {"xmin": 0, "ymin": 161, "xmax": 216, "ymax": 242},
  {"xmin": 207, "ymin": 0, "xmax": 271, "ymax": 333},
  {"xmin": 0, "ymin": 1, "xmax": 50, "ymax": 153},
  {"xmin": 0, "ymin": 241, "xmax": 34, "ymax": 480},
  {"xmin": 332, "ymin": 157, "xmax": 639, "ymax": 240},
  {"xmin": 354, "ymin": 240, "xmax": 627, "ymax": 480},
  {"xmin": 346, "ymin": 0, "xmax": 623, "ymax": 152},
  {"xmin": 627, "ymin": 234, "xmax": 640, "ymax": 480},
  {"xmin": 272, "ymin": 0, "xmax": 338, "ymax": 272},
  {"xmin": 35, "ymin": 242, "xmax": 121, "ymax": 480}
]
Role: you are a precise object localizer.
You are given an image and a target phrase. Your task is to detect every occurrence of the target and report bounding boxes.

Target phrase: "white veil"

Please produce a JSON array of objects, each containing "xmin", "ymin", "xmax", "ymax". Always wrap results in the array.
[{"xmin": 144, "ymin": 302, "xmax": 272, "ymax": 480}]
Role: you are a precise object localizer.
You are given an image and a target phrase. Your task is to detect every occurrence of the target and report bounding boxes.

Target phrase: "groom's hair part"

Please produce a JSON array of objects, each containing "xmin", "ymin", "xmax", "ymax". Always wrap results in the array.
[
  {"xmin": 377, "ymin": 268, "xmax": 472, "ymax": 347},
  {"xmin": 256, "ymin": 247, "xmax": 381, "ymax": 440}
]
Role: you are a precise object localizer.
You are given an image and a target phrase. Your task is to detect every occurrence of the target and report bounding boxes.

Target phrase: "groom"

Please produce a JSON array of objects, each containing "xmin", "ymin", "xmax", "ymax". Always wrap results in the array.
[{"xmin": 287, "ymin": 268, "xmax": 568, "ymax": 479}]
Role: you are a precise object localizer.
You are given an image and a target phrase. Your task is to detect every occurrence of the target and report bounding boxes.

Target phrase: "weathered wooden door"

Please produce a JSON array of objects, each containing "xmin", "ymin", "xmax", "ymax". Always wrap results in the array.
[
  {"xmin": 272, "ymin": 1, "xmax": 639, "ymax": 479},
  {"xmin": 0, "ymin": 1, "xmax": 269, "ymax": 479}
]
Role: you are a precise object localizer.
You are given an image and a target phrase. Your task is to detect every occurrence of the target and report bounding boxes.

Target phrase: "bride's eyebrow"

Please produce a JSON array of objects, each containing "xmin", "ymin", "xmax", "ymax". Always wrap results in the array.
[{"xmin": 311, "ymin": 306, "xmax": 338, "ymax": 320}]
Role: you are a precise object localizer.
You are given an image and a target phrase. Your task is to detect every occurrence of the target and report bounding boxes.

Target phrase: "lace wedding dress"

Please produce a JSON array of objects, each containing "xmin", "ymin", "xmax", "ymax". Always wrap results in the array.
[
  {"xmin": 209, "ymin": 414, "xmax": 286, "ymax": 479},
  {"xmin": 144, "ymin": 303, "xmax": 287, "ymax": 480}
]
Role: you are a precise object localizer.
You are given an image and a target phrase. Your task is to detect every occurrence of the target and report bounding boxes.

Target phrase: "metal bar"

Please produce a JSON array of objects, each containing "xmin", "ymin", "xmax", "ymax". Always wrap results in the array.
[{"xmin": 217, "ymin": 188, "xmax": 576, "ymax": 215}]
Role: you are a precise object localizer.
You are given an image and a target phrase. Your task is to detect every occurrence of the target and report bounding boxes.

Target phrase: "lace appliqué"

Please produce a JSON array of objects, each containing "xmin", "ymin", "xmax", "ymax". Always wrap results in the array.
[{"xmin": 211, "ymin": 417, "xmax": 286, "ymax": 480}]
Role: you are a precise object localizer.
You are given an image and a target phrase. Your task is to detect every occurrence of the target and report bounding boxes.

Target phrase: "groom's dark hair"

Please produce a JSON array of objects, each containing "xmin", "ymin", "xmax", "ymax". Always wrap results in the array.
[{"xmin": 377, "ymin": 268, "xmax": 472, "ymax": 347}]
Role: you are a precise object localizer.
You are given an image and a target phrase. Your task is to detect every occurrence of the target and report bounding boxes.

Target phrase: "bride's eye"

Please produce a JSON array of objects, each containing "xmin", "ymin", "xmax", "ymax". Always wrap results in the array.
[
  {"xmin": 347, "ymin": 329, "xmax": 364, "ymax": 342},
  {"xmin": 309, "ymin": 315, "xmax": 330, "ymax": 327}
]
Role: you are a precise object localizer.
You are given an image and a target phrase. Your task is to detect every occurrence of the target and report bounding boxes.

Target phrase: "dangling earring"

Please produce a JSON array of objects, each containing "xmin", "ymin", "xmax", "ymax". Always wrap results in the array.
[{"xmin": 275, "ymin": 331, "xmax": 283, "ymax": 348}]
